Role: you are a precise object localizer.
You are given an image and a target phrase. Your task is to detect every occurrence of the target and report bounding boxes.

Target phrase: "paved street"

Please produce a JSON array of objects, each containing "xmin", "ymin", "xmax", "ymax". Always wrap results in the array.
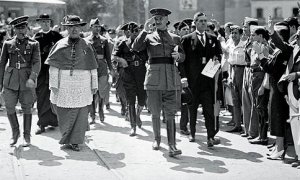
[{"xmin": 0, "ymin": 89, "xmax": 299, "ymax": 180}]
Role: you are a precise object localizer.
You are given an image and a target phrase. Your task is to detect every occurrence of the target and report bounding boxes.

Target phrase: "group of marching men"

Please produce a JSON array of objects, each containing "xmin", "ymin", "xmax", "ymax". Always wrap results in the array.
[{"xmin": 1, "ymin": 7, "xmax": 300, "ymax": 166}]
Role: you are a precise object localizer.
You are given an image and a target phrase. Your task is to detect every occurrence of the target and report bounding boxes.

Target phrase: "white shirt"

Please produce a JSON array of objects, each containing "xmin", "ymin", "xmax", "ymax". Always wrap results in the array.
[
  {"xmin": 195, "ymin": 30, "xmax": 206, "ymax": 46},
  {"xmin": 227, "ymin": 40, "xmax": 247, "ymax": 65}
]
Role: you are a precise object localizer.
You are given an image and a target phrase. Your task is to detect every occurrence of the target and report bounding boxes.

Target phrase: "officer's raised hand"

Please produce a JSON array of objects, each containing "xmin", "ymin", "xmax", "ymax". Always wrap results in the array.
[
  {"xmin": 144, "ymin": 17, "xmax": 154, "ymax": 32},
  {"xmin": 26, "ymin": 79, "xmax": 36, "ymax": 88}
]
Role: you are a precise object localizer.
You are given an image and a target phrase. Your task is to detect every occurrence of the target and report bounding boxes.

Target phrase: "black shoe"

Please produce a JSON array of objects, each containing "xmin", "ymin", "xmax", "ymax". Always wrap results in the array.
[
  {"xmin": 249, "ymin": 137, "xmax": 262, "ymax": 144},
  {"xmin": 247, "ymin": 136, "xmax": 257, "ymax": 140},
  {"xmin": 212, "ymin": 137, "xmax": 221, "ymax": 145},
  {"xmin": 129, "ymin": 128, "xmax": 136, "ymax": 137},
  {"xmin": 169, "ymin": 145, "xmax": 182, "ymax": 157},
  {"xmin": 35, "ymin": 126, "xmax": 45, "ymax": 135},
  {"xmin": 152, "ymin": 140, "xmax": 160, "ymax": 150},
  {"xmin": 106, "ymin": 103, "xmax": 110, "ymax": 110},
  {"xmin": 180, "ymin": 129, "xmax": 190, "ymax": 135},
  {"xmin": 70, "ymin": 144, "xmax": 80, "ymax": 151},
  {"xmin": 226, "ymin": 126, "xmax": 243, "ymax": 133},
  {"xmin": 189, "ymin": 135, "xmax": 195, "ymax": 142},
  {"xmin": 241, "ymin": 133, "xmax": 248, "ymax": 137},
  {"xmin": 207, "ymin": 138, "xmax": 214, "ymax": 148}
]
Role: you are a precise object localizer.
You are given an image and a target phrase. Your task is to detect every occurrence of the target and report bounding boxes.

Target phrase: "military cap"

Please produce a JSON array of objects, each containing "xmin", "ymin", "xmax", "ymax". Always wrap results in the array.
[
  {"xmin": 284, "ymin": 17, "xmax": 299, "ymax": 27},
  {"xmin": 274, "ymin": 21, "xmax": 289, "ymax": 31},
  {"xmin": 178, "ymin": 21, "xmax": 189, "ymax": 31},
  {"xmin": 36, "ymin": 14, "xmax": 52, "ymax": 21},
  {"xmin": 250, "ymin": 25, "xmax": 266, "ymax": 33},
  {"xmin": 183, "ymin": 18, "xmax": 193, "ymax": 27},
  {"xmin": 61, "ymin": 15, "xmax": 87, "ymax": 26},
  {"xmin": 120, "ymin": 23, "xmax": 129, "ymax": 31},
  {"xmin": 89, "ymin": 18, "xmax": 101, "ymax": 27},
  {"xmin": 173, "ymin": 21, "xmax": 180, "ymax": 30},
  {"xmin": 244, "ymin": 17, "xmax": 258, "ymax": 24},
  {"xmin": 9, "ymin": 15, "xmax": 29, "ymax": 27},
  {"xmin": 150, "ymin": 8, "xmax": 171, "ymax": 16}
]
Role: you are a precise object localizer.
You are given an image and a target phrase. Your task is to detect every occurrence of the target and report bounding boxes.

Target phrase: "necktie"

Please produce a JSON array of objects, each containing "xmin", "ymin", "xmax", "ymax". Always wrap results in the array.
[{"xmin": 199, "ymin": 33, "xmax": 204, "ymax": 45}]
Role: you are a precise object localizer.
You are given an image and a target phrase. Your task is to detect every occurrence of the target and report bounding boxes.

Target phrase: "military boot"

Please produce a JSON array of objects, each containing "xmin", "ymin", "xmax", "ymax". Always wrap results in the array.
[
  {"xmin": 7, "ymin": 113, "xmax": 20, "ymax": 146},
  {"xmin": 128, "ymin": 105, "xmax": 136, "ymax": 136},
  {"xmin": 23, "ymin": 114, "xmax": 32, "ymax": 147},
  {"xmin": 167, "ymin": 119, "xmax": 182, "ymax": 157},
  {"xmin": 136, "ymin": 105, "xmax": 143, "ymax": 128},
  {"xmin": 152, "ymin": 117, "xmax": 161, "ymax": 150}
]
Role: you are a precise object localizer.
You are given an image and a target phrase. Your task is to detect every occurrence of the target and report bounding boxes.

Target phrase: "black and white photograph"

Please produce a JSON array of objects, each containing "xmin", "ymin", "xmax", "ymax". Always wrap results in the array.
[{"xmin": 0, "ymin": 0, "xmax": 300, "ymax": 179}]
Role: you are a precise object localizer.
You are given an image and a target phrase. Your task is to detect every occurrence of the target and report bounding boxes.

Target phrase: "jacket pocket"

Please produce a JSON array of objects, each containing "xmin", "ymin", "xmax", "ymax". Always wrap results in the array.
[
  {"xmin": 144, "ymin": 66, "xmax": 160, "ymax": 86},
  {"xmin": 3, "ymin": 67, "xmax": 13, "ymax": 87}
]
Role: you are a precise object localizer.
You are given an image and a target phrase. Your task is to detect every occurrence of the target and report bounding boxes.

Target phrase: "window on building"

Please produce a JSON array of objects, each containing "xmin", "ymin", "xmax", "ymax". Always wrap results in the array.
[
  {"xmin": 274, "ymin": 7, "xmax": 283, "ymax": 18},
  {"xmin": 293, "ymin": 7, "xmax": 299, "ymax": 17},
  {"xmin": 256, "ymin": 8, "xmax": 264, "ymax": 19}
]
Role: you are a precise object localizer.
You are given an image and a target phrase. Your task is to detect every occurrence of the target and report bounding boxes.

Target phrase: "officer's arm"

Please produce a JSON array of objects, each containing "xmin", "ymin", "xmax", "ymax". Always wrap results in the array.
[
  {"xmin": 174, "ymin": 36, "xmax": 185, "ymax": 63},
  {"xmin": 132, "ymin": 30, "xmax": 148, "ymax": 52},
  {"xmin": 29, "ymin": 42, "xmax": 41, "ymax": 82},
  {"xmin": 0, "ymin": 42, "xmax": 9, "ymax": 86},
  {"xmin": 104, "ymin": 39, "xmax": 113, "ymax": 71},
  {"xmin": 179, "ymin": 37, "xmax": 188, "ymax": 79}
]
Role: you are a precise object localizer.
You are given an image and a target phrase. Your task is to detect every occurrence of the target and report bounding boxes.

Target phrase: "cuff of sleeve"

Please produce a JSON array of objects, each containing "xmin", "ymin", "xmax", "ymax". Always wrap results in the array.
[
  {"xmin": 29, "ymin": 72, "xmax": 38, "ymax": 82},
  {"xmin": 181, "ymin": 77, "xmax": 187, "ymax": 81}
]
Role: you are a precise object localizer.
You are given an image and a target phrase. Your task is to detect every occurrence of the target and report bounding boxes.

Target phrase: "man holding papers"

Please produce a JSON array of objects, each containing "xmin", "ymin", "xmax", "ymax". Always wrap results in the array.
[{"xmin": 180, "ymin": 12, "xmax": 222, "ymax": 147}]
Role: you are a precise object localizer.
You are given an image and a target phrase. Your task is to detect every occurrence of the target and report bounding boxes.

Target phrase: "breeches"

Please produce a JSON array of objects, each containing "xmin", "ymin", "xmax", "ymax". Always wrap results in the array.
[{"xmin": 3, "ymin": 88, "xmax": 34, "ymax": 114}]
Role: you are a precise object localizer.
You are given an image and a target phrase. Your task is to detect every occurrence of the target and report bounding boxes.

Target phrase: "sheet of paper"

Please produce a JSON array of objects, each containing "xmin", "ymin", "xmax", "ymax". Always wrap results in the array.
[{"xmin": 201, "ymin": 59, "xmax": 221, "ymax": 78}]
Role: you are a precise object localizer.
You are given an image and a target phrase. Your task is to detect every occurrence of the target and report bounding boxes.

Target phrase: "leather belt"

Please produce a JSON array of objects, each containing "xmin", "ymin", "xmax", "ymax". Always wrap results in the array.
[
  {"xmin": 128, "ymin": 60, "xmax": 144, "ymax": 66},
  {"xmin": 231, "ymin": 64, "xmax": 246, "ymax": 68},
  {"xmin": 149, "ymin": 57, "xmax": 174, "ymax": 64},
  {"xmin": 250, "ymin": 66, "xmax": 263, "ymax": 73},
  {"xmin": 9, "ymin": 62, "xmax": 31, "ymax": 69}
]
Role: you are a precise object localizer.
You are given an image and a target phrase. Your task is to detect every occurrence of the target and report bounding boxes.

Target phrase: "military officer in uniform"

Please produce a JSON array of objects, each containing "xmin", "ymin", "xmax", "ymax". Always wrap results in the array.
[
  {"xmin": 112, "ymin": 22, "xmax": 147, "ymax": 136},
  {"xmin": 33, "ymin": 14, "xmax": 63, "ymax": 134},
  {"xmin": 0, "ymin": 16, "xmax": 41, "ymax": 146},
  {"xmin": 132, "ymin": 8, "xmax": 185, "ymax": 157},
  {"xmin": 85, "ymin": 18, "xmax": 113, "ymax": 124}
]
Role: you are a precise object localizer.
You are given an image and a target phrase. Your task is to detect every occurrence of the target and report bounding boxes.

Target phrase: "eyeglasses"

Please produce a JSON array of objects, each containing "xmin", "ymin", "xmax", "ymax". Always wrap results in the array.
[{"xmin": 181, "ymin": 28, "xmax": 189, "ymax": 31}]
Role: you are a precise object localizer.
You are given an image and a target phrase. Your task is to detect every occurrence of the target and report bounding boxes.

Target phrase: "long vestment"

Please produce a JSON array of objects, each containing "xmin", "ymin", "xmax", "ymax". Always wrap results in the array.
[
  {"xmin": 34, "ymin": 30, "xmax": 63, "ymax": 127},
  {"xmin": 45, "ymin": 37, "xmax": 98, "ymax": 144}
]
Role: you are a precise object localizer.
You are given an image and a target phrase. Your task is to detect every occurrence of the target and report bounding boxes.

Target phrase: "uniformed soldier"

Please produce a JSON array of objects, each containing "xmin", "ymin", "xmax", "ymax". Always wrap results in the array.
[
  {"xmin": 0, "ymin": 15, "xmax": 41, "ymax": 146},
  {"xmin": 85, "ymin": 18, "xmax": 114, "ymax": 124},
  {"xmin": 132, "ymin": 8, "xmax": 185, "ymax": 157},
  {"xmin": 112, "ymin": 22, "xmax": 147, "ymax": 136}
]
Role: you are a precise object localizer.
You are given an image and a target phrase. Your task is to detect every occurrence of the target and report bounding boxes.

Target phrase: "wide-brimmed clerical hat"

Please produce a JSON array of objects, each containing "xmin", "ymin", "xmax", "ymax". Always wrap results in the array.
[
  {"xmin": 61, "ymin": 15, "xmax": 87, "ymax": 26},
  {"xmin": 36, "ymin": 14, "xmax": 52, "ymax": 21}
]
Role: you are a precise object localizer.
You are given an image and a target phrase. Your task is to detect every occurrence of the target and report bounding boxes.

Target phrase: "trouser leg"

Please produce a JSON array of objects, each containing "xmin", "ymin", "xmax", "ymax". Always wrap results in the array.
[
  {"xmin": 180, "ymin": 104, "xmax": 189, "ymax": 131},
  {"xmin": 128, "ymin": 104, "xmax": 136, "ymax": 128},
  {"xmin": 98, "ymin": 98, "xmax": 104, "ymax": 121}
]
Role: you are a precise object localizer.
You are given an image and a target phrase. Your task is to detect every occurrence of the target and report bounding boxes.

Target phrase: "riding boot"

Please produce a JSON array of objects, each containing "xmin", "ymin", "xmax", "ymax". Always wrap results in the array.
[
  {"xmin": 98, "ymin": 98, "xmax": 104, "ymax": 122},
  {"xmin": 136, "ymin": 105, "xmax": 143, "ymax": 128},
  {"xmin": 129, "ymin": 105, "xmax": 136, "ymax": 136},
  {"xmin": 23, "ymin": 114, "xmax": 32, "ymax": 147},
  {"xmin": 152, "ymin": 116, "xmax": 161, "ymax": 150},
  {"xmin": 166, "ymin": 118, "xmax": 182, "ymax": 157},
  {"xmin": 7, "ymin": 112, "xmax": 20, "ymax": 146}
]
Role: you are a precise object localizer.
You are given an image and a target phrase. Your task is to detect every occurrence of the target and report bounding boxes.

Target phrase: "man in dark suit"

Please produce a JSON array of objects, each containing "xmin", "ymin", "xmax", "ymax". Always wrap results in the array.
[{"xmin": 180, "ymin": 12, "xmax": 222, "ymax": 147}]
